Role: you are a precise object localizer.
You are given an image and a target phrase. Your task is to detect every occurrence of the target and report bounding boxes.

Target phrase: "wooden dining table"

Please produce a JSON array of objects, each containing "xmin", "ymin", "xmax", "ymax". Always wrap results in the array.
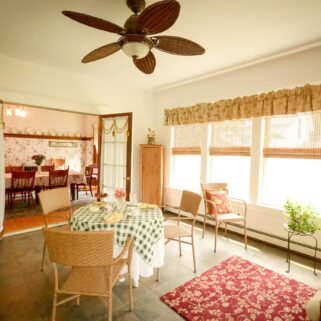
[{"xmin": 5, "ymin": 170, "xmax": 86, "ymax": 200}]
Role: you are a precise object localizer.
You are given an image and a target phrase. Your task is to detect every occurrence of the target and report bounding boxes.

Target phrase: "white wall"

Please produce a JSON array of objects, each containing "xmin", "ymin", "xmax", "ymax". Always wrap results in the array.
[{"xmin": 153, "ymin": 45, "xmax": 321, "ymax": 256}]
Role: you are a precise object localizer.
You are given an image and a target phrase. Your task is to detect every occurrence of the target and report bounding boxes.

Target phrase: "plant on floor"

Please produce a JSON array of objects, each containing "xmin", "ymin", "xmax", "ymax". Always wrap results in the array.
[
  {"xmin": 31, "ymin": 154, "xmax": 46, "ymax": 166},
  {"xmin": 284, "ymin": 200, "xmax": 320, "ymax": 234}
]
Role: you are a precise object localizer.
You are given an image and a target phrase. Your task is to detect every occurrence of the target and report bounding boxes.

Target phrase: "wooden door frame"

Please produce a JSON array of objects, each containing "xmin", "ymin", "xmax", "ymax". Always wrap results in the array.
[{"xmin": 97, "ymin": 112, "xmax": 133, "ymax": 200}]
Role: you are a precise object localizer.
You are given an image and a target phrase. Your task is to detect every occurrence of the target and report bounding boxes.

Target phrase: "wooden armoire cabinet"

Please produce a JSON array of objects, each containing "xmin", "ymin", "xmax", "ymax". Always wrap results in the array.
[{"xmin": 139, "ymin": 144, "xmax": 164, "ymax": 206}]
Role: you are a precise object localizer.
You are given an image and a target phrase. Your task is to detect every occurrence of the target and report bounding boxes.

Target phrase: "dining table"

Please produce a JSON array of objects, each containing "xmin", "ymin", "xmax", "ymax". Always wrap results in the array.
[
  {"xmin": 5, "ymin": 170, "xmax": 86, "ymax": 200},
  {"xmin": 70, "ymin": 201, "xmax": 164, "ymax": 287}
]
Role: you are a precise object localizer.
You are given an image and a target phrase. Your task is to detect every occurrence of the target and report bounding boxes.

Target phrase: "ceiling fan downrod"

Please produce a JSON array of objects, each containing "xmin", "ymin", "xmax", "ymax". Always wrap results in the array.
[{"xmin": 126, "ymin": 0, "xmax": 146, "ymax": 14}]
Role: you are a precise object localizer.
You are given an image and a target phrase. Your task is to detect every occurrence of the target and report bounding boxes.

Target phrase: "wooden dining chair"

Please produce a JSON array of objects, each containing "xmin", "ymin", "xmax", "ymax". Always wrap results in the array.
[
  {"xmin": 47, "ymin": 168, "xmax": 69, "ymax": 189},
  {"xmin": 91, "ymin": 164, "xmax": 99, "ymax": 191},
  {"xmin": 24, "ymin": 165, "xmax": 38, "ymax": 172},
  {"xmin": 5, "ymin": 165, "xmax": 24, "ymax": 173},
  {"xmin": 201, "ymin": 183, "xmax": 247, "ymax": 252},
  {"xmin": 38, "ymin": 187, "xmax": 72, "ymax": 270},
  {"xmin": 41, "ymin": 165, "xmax": 55, "ymax": 172},
  {"xmin": 76, "ymin": 165, "xmax": 94, "ymax": 199},
  {"xmin": 42, "ymin": 228, "xmax": 134, "ymax": 321},
  {"xmin": 50, "ymin": 158, "xmax": 65, "ymax": 169},
  {"xmin": 8, "ymin": 171, "xmax": 36, "ymax": 208},
  {"xmin": 160, "ymin": 190, "xmax": 202, "ymax": 278}
]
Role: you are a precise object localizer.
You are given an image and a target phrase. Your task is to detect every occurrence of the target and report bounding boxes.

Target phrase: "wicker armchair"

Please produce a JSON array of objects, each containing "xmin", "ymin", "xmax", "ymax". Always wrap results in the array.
[
  {"xmin": 42, "ymin": 228, "xmax": 133, "ymax": 321},
  {"xmin": 306, "ymin": 289, "xmax": 321, "ymax": 321},
  {"xmin": 38, "ymin": 187, "xmax": 72, "ymax": 270},
  {"xmin": 161, "ymin": 190, "xmax": 202, "ymax": 276},
  {"xmin": 201, "ymin": 183, "xmax": 247, "ymax": 252}
]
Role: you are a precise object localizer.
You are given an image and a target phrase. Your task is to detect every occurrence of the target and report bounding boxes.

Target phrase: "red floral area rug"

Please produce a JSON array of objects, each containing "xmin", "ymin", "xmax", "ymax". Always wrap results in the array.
[{"xmin": 160, "ymin": 256, "xmax": 316, "ymax": 321}]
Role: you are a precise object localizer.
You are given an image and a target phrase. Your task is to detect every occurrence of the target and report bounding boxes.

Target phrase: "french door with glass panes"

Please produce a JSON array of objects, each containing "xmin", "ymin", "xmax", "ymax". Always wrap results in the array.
[{"xmin": 98, "ymin": 113, "xmax": 132, "ymax": 200}]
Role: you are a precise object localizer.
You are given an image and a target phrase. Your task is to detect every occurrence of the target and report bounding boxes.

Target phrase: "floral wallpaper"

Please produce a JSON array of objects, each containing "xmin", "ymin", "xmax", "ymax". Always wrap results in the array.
[{"xmin": 4, "ymin": 137, "xmax": 93, "ymax": 172}]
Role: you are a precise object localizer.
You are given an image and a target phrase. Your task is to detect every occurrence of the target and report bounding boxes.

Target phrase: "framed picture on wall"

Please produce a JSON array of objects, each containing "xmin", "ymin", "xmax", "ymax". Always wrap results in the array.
[{"xmin": 49, "ymin": 141, "xmax": 78, "ymax": 148}]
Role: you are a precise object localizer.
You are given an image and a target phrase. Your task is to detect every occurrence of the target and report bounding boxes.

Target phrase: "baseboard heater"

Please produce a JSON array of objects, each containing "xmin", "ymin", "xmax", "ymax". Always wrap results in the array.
[{"xmin": 166, "ymin": 209, "xmax": 321, "ymax": 262}]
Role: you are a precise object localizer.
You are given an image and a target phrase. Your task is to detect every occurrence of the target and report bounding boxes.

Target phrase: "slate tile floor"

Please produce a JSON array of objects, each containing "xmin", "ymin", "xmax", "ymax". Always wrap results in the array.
[{"xmin": 0, "ymin": 223, "xmax": 320, "ymax": 321}]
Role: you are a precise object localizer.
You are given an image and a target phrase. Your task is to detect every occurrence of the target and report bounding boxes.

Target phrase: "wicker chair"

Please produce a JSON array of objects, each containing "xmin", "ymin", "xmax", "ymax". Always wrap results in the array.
[
  {"xmin": 47, "ymin": 168, "xmax": 69, "ymax": 189},
  {"xmin": 201, "ymin": 183, "xmax": 247, "ymax": 252},
  {"xmin": 38, "ymin": 187, "xmax": 72, "ymax": 270},
  {"xmin": 161, "ymin": 190, "xmax": 202, "ymax": 277},
  {"xmin": 42, "ymin": 228, "xmax": 133, "ymax": 321},
  {"xmin": 8, "ymin": 171, "xmax": 36, "ymax": 208},
  {"xmin": 306, "ymin": 289, "xmax": 321, "ymax": 321}
]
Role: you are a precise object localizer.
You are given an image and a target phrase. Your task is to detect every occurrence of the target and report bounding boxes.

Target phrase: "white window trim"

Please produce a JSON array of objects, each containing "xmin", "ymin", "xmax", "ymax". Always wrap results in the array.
[{"xmin": 249, "ymin": 118, "xmax": 265, "ymax": 204}]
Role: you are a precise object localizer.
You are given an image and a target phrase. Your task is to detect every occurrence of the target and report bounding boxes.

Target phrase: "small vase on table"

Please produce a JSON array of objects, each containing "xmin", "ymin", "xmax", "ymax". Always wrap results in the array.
[
  {"xmin": 116, "ymin": 197, "xmax": 126, "ymax": 212},
  {"xmin": 114, "ymin": 189, "xmax": 127, "ymax": 212}
]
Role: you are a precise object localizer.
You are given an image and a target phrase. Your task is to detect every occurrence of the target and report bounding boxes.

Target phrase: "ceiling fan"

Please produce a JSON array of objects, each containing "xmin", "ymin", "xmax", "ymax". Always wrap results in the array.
[{"xmin": 62, "ymin": 0, "xmax": 205, "ymax": 74}]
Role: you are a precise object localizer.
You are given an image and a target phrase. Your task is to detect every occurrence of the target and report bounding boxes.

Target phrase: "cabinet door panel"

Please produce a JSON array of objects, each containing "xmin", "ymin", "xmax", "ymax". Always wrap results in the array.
[{"xmin": 140, "ymin": 145, "xmax": 163, "ymax": 206}]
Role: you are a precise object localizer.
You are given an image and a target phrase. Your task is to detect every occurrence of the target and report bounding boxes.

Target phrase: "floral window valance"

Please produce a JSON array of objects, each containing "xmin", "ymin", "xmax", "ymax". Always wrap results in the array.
[{"xmin": 163, "ymin": 84, "xmax": 321, "ymax": 126}]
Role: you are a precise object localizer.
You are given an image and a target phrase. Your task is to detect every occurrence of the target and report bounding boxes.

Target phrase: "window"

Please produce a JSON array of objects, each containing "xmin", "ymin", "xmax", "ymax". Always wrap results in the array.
[
  {"xmin": 262, "ymin": 111, "xmax": 321, "ymax": 211},
  {"xmin": 169, "ymin": 111, "xmax": 321, "ymax": 210},
  {"xmin": 170, "ymin": 124, "xmax": 202, "ymax": 192},
  {"xmin": 208, "ymin": 119, "xmax": 252, "ymax": 200}
]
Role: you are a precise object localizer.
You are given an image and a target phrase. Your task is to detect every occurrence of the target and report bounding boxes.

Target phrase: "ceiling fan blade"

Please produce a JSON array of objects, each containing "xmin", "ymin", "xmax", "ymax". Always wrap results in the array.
[
  {"xmin": 82, "ymin": 42, "xmax": 120, "ymax": 63},
  {"xmin": 138, "ymin": 0, "xmax": 180, "ymax": 35},
  {"xmin": 133, "ymin": 51, "xmax": 156, "ymax": 74},
  {"xmin": 154, "ymin": 36, "xmax": 205, "ymax": 55},
  {"xmin": 62, "ymin": 11, "xmax": 125, "ymax": 35}
]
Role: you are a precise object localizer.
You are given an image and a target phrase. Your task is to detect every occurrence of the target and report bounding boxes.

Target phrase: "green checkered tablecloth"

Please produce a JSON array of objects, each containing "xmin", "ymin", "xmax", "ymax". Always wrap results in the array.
[{"xmin": 70, "ymin": 204, "xmax": 164, "ymax": 265}]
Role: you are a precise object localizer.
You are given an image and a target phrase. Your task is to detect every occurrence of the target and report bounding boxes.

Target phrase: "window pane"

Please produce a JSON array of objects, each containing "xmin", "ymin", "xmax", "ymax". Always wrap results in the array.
[
  {"xmin": 209, "ymin": 155, "xmax": 250, "ymax": 200},
  {"xmin": 209, "ymin": 119, "xmax": 252, "ymax": 200},
  {"xmin": 262, "ymin": 111, "xmax": 321, "ymax": 210},
  {"xmin": 170, "ymin": 155, "xmax": 201, "ymax": 193},
  {"xmin": 262, "ymin": 158, "xmax": 321, "ymax": 211}
]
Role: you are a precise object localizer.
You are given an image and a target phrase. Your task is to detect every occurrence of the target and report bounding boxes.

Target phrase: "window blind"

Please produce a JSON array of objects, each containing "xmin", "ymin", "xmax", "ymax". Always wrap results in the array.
[
  {"xmin": 264, "ymin": 111, "xmax": 321, "ymax": 159},
  {"xmin": 172, "ymin": 124, "xmax": 203, "ymax": 155},
  {"xmin": 209, "ymin": 119, "xmax": 252, "ymax": 156}
]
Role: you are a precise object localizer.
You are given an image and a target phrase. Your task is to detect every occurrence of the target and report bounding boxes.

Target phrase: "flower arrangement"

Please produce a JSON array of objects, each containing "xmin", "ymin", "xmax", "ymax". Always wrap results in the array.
[
  {"xmin": 284, "ymin": 200, "xmax": 320, "ymax": 234},
  {"xmin": 114, "ymin": 188, "xmax": 126, "ymax": 199},
  {"xmin": 31, "ymin": 154, "xmax": 46, "ymax": 166},
  {"xmin": 147, "ymin": 128, "xmax": 155, "ymax": 144}
]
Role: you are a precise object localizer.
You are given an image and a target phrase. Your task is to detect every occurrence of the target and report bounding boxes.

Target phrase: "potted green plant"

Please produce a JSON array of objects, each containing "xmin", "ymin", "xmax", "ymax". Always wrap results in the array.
[{"xmin": 284, "ymin": 200, "xmax": 320, "ymax": 234}]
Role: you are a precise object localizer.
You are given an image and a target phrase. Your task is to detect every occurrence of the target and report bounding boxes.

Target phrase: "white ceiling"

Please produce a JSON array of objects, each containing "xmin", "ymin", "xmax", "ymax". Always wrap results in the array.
[{"xmin": 1, "ymin": 0, "xmax": 321, "ymax": 92}]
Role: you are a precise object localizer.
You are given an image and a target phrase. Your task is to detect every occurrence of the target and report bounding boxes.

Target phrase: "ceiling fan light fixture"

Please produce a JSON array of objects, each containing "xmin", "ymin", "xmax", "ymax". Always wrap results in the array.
[
  {"xmin": 122, "ymin": 41, "xmax": 150, "ymax": 59},
  {"xmin": 62, "ymin": 0, "xmax": 205, "ymax": 74}
]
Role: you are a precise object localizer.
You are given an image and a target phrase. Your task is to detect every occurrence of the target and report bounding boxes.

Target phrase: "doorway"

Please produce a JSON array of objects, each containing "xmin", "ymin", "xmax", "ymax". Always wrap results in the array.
[{"xmin": 98, "ymin": 113, "xmax": 133, "ymax": 200}]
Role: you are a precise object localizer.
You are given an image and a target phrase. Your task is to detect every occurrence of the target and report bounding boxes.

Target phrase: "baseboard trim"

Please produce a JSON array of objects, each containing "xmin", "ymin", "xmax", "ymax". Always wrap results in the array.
[{"xmin": 166, "ymin": 210, "xmax": 321, "ymax": 264}]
